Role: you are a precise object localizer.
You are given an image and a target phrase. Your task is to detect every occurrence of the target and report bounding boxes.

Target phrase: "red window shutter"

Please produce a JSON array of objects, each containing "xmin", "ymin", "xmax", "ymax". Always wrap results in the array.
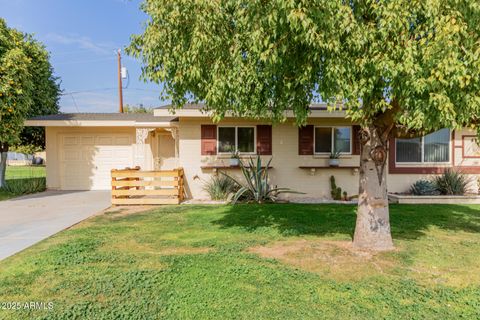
[
  {"xmin": 352, "ymin": 125, "xmax": 361, "ymax": 155},
  {"xmin": 298, "ymin": 125, "xmax": 314, "ymax": 155},
  {"xmin": 256, "ymin": 125, "xmax": 272, "ymax": 155},
  {"xmin": 201, "ymin": 125, "xmax": 217, "ymax": 155}
]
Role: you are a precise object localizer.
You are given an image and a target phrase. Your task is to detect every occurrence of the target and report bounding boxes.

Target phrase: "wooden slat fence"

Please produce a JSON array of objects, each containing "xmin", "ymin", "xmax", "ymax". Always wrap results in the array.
[{"xmin": 111, "ymin": 166, "xmax": 184, "ymax": 205}]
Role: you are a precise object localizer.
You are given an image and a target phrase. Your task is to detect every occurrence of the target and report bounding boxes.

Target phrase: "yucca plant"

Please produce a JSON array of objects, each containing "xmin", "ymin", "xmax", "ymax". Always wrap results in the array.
[
  {"xmin": 203, "ymin": 174, "xmax": 238, "ymax": 200},
  {"xmin": 222, "ymin": 156, "xmax": 301, "ymax": 204},
  {"xmin": 434, "ymin": 169, "xmax": 469, "ymax": 195}
]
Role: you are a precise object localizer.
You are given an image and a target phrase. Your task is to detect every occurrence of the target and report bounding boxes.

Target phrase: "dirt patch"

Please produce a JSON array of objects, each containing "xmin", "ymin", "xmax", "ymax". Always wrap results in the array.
[{"xmin": 249, "ymin": 239, "xmax": 398, "ymax": 281}]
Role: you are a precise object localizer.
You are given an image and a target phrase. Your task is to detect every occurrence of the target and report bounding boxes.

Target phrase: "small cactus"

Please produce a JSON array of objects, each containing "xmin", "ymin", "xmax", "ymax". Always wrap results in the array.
[{"xmin": 330, "ymin": 176, "xmax": 342, "ymax": 200}]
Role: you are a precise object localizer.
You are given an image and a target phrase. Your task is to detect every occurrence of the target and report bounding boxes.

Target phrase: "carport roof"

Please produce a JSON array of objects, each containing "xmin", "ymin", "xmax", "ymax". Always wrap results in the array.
[{"xmin": 25, "ymin": 113, "xmax": 178, "ymax": 127}]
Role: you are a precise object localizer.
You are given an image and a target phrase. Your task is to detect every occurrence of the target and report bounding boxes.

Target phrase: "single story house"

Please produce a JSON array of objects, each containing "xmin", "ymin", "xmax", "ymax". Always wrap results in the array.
[{"xmin": 25, "ymin": 104, "xmax": 480, "ymax": 199}]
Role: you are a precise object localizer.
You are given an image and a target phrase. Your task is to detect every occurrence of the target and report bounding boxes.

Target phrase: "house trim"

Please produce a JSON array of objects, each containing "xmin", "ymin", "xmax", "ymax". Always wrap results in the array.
[
  {"xmin": 462, "ymin": 135, "xmax": 480, "ymax": 159},
  {"xmin": 25, "ymin": 120, "xmax": 176, "ymax": 128},
  {"xmin": 389, "ymin": 131, "xmax": 455, "ymax": 174},
  {"xmin": 154, "ymin": 108, "xmax": 347, "ymax": 119}
]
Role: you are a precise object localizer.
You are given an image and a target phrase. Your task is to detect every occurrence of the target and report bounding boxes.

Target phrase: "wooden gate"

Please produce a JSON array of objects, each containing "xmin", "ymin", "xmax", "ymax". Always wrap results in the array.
[{"xmin": 111, "ymin": 166, "xmax": 184, "ymax": 205}]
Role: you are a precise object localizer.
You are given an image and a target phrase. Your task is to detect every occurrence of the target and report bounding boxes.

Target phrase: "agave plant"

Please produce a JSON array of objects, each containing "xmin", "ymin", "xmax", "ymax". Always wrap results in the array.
[
  {"xmin": 410, "ymin": 179, "xmax": 440, "ymax": 196},
  {"xmin": 222, "ymin": 156, "xmax": 301, "ymax": 204}
]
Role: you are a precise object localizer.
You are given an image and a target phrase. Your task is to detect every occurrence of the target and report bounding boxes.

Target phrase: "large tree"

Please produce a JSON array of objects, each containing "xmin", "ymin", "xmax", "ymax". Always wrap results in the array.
[
  {"xmin": 0, "ymin": 18, "xmax": 60, "ymax": 187},
  {"xmin": 128, "ymin": 0, "xmax": 480, "ymax": 250}
]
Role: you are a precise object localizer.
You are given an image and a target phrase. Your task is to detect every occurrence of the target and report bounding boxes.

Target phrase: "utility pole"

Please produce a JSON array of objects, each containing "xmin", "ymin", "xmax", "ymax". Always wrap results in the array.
[{"xmin": 117, "ymin": 49, "xmax": 124, "ymax": 113}]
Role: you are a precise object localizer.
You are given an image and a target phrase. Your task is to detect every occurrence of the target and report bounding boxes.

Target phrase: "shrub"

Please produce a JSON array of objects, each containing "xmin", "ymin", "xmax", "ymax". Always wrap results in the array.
[
  {"xmin": 203, "ymin": 174, "xmax": 237, "ymax": 200},
  {"xmin": 433, "ymin": 169, "xmax": 469, "ymax": 195},
  {"xmin": 410, "ymin": 179, "xmax": 440, "ymax": 196},
  {"xmin": 330, "ymin": 176, "xmax": 342, "ymax": 200},
  {"xmin": 223, "ymin": 156, "xmax": 301, "ymax": 203},
  {"xmin": 10, "ymin": 144, "xmax": 43, "ymax": 155},
  {"xmin": 2, "ymin": 177, "xmax": 46, "ymax": 195}
]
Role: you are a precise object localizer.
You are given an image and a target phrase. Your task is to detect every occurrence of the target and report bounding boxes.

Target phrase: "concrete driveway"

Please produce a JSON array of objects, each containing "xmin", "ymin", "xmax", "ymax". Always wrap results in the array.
[{"xmin": 0, "ymin": 190, "xmax": 110, "ymax": 261}]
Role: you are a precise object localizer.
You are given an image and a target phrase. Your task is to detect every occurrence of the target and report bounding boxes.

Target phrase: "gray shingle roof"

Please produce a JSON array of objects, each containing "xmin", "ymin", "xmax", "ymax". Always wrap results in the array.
[
  {"xmin": 29, "ymin": 113, "xmax": 178, "ymax": 122},
  {"xmin": 156, "ymin": 103, "xmax": 329, "ymax": 110}
]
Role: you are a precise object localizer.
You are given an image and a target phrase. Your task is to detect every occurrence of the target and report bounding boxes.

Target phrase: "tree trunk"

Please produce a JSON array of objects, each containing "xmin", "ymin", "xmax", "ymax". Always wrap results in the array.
[
  {"xmin": 353, "ymin": 126, "xmax": 394, "ymax": 251},
  {"xmin": 0, "ymin": 143, "xmax": 8, "ymax": 189}
]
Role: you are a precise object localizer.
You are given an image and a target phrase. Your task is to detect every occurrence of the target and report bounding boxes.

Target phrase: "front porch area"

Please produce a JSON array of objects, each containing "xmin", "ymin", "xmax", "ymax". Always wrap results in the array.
[{"xmin": 111, "ymin": 166, "xmax": 185, "ymax": 205}]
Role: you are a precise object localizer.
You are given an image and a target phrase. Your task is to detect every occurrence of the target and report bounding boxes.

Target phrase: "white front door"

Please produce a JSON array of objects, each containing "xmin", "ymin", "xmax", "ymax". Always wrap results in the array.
[{"xmin": 156, "ymin": 132, "xmax": 177, "ymax": 170}]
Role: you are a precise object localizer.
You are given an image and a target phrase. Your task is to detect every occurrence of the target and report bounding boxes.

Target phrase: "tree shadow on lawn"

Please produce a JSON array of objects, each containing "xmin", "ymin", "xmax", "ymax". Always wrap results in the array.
[{"xmin": 212, "ymin": 203, "xmax": 480, "ymax": 240}]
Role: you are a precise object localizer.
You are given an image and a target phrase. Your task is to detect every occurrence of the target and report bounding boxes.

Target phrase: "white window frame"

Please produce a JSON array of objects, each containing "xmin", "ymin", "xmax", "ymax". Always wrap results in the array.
[
  {"xmin": 395, "ymin": 129, "xmax": 451, "ymax": 165},
  {"xmin": 217, "ymin": 126, "xmax": 256, "ymax": 155},
  {"xmin": 313, "ymin": 126, "xmax": 352, "ymax": 155}
]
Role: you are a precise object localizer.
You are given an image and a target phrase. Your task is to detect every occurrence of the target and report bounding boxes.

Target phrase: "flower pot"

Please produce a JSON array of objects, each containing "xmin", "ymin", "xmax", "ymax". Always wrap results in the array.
[
  {"xmin": 230, "ymin": 158, "xmax": 240, "ymax": 166},
  {"xmin": 329, "ymin": 159, "xmax": 340, "ymax": 167}
]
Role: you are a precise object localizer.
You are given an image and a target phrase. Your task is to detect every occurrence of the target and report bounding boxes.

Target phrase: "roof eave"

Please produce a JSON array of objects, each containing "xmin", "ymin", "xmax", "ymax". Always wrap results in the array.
[
  {"xmin": 153, "ymin": 108, "xmax": 347, "ymax": 118},
  {"xmin": 24, "ymin": 120, "xmax": 176, "ymax": 127}
]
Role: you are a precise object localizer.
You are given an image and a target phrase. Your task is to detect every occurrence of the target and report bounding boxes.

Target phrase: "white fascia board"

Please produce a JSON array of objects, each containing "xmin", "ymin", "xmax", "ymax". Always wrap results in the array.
[{"xmin": 24, "ymin": 120, "xmax": 175, "ymax": 127}]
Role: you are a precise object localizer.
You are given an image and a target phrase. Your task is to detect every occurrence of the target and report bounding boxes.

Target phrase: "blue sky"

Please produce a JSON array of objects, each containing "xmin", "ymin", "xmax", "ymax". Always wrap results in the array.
[{"xmin": 0, "ymin": 0, "xmax": 167, "ymax": 113}]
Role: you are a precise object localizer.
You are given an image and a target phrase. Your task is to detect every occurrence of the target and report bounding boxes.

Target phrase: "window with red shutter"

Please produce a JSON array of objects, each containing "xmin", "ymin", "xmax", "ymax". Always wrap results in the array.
[
  {"xmin": 201, "ymin": 125, "xmax": 217, "ymax": 155},
  {"xmin": 298, "ymin": 125, "xmax": 314, "ymax": 155},
  {"xmin": 352, "ymin": 125, "xmax": 361, "ymax": 155},
  {"xmin": 256, "ymin": 125, "xmax": 272, "ymax": 155}
]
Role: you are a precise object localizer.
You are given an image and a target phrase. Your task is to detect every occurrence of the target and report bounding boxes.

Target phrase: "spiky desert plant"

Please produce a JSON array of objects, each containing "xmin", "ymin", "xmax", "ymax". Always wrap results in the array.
[
  {"xmin": 203, "ymin": 174, "xmax": 237, "ymax": 200},
  {"xmin": 410, "ymin": 180, "xmax": 440, "ymax": 196},
  {"xmin": 223, "ymin": 156, "xmax": 301, "ymax": 204},
  {"xmin": 434, "ymin": 169, "xmax": 469, "ymax": 195}
]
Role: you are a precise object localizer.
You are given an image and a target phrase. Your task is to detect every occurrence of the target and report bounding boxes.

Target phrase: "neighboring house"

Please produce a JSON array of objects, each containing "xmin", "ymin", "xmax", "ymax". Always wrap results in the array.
[
  {"xmin": 25, "ymin": 104, "xmax": 480, "ymax": 199},
  {"xmin": 6, "ymin": 152, "xmax": 34, "ymax": 166}
]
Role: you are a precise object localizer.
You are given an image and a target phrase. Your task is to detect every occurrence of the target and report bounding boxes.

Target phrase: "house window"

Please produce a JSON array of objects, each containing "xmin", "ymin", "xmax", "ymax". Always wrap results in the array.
[
  {"xmin": 314, "ymin": 126, "xmax": 351, "ymax": 154},
  {"xmin": 396, "ymin": 129, "xmax": 450, "ymax": 163},
  {"xmin": 218, "ymin": 126, "xmax": 255, "ymax": 153}
]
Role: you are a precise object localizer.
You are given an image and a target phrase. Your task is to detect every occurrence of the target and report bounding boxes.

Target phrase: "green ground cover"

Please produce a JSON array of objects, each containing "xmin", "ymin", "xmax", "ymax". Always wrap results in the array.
[
  {"xmin": 0, "ymin": 166, "xmax": 46, "ymax": 200},
  {"xmin": 0, "ymin": 203, "xmax": 479, "ymax": 319}
]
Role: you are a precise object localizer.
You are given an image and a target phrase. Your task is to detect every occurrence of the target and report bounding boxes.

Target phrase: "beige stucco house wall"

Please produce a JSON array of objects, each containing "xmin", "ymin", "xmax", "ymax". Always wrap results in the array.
[
  {"xmin": 26, "ymin": 114, "xmax": 175, "ymax": 191},
  {"xmin": 25, "ymin": 106, "xmax": 480, "ymax": 198},
  {"xmin": 177, "ymin": 117, "xmax": 361, "ymax": 199},
  {"xmin": 177, "ymin": 118, "xmax": 480, "ymax": 200}
]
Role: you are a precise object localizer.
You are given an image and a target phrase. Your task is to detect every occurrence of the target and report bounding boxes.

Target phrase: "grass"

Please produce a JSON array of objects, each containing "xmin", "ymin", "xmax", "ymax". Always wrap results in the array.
[
  {"xmin": 5, "ymin": 166, "xmax": 46, "ymax": 180},
  {"xmin": 0, "ymin": 204, "xmax": 480, "ymax": 319},
  {"xmin": 0, "ymin": 166, "xmax": 46, "ymax": 200}
]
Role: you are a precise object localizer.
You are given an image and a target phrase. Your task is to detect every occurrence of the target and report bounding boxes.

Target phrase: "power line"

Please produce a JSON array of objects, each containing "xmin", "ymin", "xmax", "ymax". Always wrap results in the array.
[
  {"xmin": 61, "ymin": 88, "xmax": 117, "ymax": 95},
  {"xmin": 67, "ymin": 93, "xmax": 80, "ymax": 112},
  {"xmin": 54, "ymin": 57, "xmax": 116, "ymax": 66},
  {"xmin": 50, "ymin": 48, "xmax": 112, "ymax": 56},
  {"xmin": 126, "ymin": 88, "xmax": 160, "ymax": 93},
  {"xmin": 61, "ymin": 88, "xmax": 160, "ymax": 95}
]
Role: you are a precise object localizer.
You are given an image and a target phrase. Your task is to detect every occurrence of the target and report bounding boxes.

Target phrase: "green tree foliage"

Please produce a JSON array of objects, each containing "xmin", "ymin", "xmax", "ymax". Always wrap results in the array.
[
  {"xmin": 124, "ymin": 104, "xmax": 152, "ymax": 114},
  {"xmin": 128, "ymin": 1, "xmax": 480, "ymax": 250},
  {"xmin": 0, "ymin": 18, "xmax": 60, "ymax": 186},
  {"xmin": 128, "ymin": 1, "xmax": 480, "ymax": 127}
]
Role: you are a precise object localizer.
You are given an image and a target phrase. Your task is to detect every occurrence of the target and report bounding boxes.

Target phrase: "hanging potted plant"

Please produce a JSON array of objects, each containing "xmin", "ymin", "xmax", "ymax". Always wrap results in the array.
[
  {"xmin": 230, "ymin": 150, "xmax": 240, "ymax": 166},
  {"xmin": 329, "ymin": 148, "xmax": 341, "ymax": 167}
]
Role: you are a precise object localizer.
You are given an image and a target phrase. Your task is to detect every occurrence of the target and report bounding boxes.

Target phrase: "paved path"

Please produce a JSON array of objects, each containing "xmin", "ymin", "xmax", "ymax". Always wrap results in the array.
[{"xmin": 0, "ymin": 191, "xmax": 110, "ymax": 261}]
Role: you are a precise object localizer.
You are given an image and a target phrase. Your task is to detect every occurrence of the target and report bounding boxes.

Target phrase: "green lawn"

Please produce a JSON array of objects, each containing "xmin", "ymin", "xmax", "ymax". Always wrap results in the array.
[
  {"xmin": 1, "ymin": 204, "xmax": 479, "ymax": 319},
  {"xmin": 0, "ymin": 166, "xmax": 46, "ymax": 200},
  {"xmin": 5, "ymin": 165, "xmax": 46, "ymax": 180}
]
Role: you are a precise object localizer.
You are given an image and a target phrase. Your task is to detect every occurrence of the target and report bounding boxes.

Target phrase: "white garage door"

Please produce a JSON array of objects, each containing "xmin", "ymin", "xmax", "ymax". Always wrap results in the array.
[{"xmin": 60, "ymin": 134, "xmax": 133, "ymax": 190}]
